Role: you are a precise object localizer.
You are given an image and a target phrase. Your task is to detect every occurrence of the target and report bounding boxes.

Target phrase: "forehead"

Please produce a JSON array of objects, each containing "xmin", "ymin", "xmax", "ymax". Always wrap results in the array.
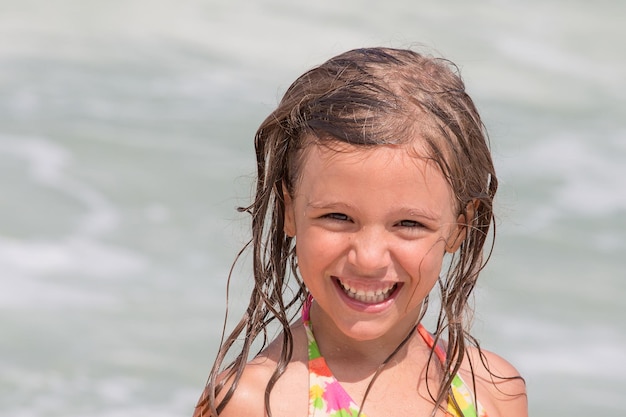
[
  {"xmin": 299, "ymin": 140, "xmax": 436, "ymax": 178},
  {"xmin": 294, "ymin": 141, "xmax": 457, "ymax": 216}
]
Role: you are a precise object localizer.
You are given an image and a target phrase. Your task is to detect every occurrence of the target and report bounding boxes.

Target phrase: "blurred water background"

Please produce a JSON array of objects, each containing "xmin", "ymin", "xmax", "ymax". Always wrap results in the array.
[{"xmin": 1, "ymin": 0, "xmax": 625, "ymax": 416}]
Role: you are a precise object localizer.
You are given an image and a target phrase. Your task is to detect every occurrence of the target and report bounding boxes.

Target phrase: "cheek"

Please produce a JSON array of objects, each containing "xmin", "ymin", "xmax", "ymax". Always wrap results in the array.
[
  {"xmin": 295, "ymin": 230, "xmax": 345, "ymax": 275},
  {"xmin": 402, "ymin": 239, "xmax": 447, "ymax": 282}
]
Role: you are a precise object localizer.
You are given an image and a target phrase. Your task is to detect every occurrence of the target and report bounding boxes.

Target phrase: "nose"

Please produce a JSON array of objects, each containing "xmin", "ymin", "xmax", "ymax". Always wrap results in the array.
[{"xmin": 347, "ymin": 226, "xmax": 391, "ymax": 275}]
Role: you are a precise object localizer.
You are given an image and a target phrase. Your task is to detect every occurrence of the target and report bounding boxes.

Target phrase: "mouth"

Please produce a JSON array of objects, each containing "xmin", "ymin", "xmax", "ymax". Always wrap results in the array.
[{"xmin": 336, "ymin": 278, "xmax": 399, "ymax": 305}]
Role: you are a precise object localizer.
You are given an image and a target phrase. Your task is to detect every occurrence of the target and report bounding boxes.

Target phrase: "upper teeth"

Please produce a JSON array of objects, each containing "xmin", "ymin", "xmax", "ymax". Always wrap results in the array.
[{"xmin": 339, "ymin": 280, "xmax": 396, "ymax": 304}]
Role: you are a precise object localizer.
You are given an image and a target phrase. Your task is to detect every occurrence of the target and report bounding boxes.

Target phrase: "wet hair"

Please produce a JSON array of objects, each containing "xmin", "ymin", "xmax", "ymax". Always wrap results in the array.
[{"xmin": 196, "ymin": 47, "xmax": 499, "ymax": 416}]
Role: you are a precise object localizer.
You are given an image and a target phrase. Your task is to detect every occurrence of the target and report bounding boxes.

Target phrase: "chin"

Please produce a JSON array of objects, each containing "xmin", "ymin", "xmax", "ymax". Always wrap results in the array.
[{"xmin": 338, "ymin": 320, "xmax": 397, "ymax": 342}]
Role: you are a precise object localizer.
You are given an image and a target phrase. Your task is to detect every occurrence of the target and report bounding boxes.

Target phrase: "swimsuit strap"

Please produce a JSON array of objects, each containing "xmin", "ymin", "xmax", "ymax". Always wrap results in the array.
[
  {"xmin": 303, "ymin": 295, "xmax": 365, "ymax": 416},
  {"xmin": 417, "ymin": 326, "xmax": 488, "ymax": 417}
]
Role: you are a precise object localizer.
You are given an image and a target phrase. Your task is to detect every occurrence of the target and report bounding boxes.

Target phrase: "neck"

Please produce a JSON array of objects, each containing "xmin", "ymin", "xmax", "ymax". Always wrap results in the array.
[{"xmin": 308, "ymin": 301, "xmax": 424, "ymax": 372}]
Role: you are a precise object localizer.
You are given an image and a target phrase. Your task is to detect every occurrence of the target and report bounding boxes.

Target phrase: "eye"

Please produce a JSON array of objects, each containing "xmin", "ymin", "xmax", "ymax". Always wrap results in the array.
[
  {"xmin": 397, "ymin": 220, "xmax": 424, "ymax": 228},
  {"xmin": 323, "ymin": 212, "xmax": 350, "ymax": 222}
]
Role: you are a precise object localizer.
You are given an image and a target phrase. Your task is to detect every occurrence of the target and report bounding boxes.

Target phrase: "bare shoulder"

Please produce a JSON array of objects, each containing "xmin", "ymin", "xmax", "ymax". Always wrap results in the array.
[
  {"xmin": 462, "ymin": 345, "xmax": 528, "ymax": 417},
  {"xmin": 194, "ymin": 322, "xmax": 309, "ymax": 417},
  {"xmin": 193, "ymin": 355, "xmax": 275, "ymax": 417}
]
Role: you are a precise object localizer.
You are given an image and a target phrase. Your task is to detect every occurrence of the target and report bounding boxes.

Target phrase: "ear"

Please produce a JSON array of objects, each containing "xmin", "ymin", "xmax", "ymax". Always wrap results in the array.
[
  {"xmin": 283, "ymin": 183, "xmax": 296, "ymax": 237},
  {"xmin": 445, "ymin": 200, "xmax": 478, "ymax": 253}
]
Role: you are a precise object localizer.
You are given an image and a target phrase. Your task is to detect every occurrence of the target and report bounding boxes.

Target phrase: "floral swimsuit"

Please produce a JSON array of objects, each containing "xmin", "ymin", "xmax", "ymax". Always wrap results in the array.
[{"xmin": 302, "ymin": 298, "xmax": 488, "ymax": 417}]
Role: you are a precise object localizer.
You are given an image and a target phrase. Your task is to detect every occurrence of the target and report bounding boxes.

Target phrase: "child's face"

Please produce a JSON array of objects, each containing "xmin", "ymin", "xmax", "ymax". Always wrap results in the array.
[{"xmin": 284, "ymin": 141, "xmax": 467, "ymax": 343}]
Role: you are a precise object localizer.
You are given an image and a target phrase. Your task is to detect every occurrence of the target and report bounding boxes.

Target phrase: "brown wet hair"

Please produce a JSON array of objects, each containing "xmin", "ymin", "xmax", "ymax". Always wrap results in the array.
[{"xmin": 196, "ymin": 47, "xmax": 501, "ymax": 416}]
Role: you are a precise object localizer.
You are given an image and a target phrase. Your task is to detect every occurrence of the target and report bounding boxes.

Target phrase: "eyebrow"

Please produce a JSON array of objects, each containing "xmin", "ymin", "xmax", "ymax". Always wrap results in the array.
[
  {"xmin": 306, "ymin": 201, "xmax": 355, "ymax": 211},
  {"xmin": 402, "ymin": 207, "xmax": 441, "ymax": 222}
]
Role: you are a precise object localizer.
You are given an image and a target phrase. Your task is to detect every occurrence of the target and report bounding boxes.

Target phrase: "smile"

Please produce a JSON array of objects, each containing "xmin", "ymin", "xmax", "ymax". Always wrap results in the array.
[{"xmin": 337, "ymin": 279, "xmax": 398, "ymax": 304}]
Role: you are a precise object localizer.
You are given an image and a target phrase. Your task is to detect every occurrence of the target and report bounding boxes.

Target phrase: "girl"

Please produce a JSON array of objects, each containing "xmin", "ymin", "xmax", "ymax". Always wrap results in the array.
[{"xmin": 194, "ymin": 47, "xmax": 528, "ymax": 417}]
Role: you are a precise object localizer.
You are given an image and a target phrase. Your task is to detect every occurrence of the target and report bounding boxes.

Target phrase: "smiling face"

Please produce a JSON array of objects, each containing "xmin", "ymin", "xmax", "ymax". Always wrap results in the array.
[{"xmin": 284, "ymin": 141, "xmax": 467, "ymax": 344}]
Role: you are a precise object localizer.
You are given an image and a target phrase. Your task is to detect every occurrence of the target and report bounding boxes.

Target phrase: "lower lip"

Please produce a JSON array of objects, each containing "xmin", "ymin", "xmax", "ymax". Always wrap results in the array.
[{"xmin": 333, "ymin": 278, "xmax": 400, "ymax": 313}]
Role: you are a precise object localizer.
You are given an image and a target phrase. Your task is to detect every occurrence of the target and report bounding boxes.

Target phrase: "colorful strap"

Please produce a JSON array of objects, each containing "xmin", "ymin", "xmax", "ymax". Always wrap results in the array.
[
  {"xmin": 417, "ymin": 326, "xmax": 488, "ymax": 417},
  {"xmin": 304, "ymin": 297, "xmax": 364, "ymax": 416}
]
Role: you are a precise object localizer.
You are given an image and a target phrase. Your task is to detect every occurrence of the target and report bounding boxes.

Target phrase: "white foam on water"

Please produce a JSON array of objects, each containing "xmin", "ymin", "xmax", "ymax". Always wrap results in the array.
[
  {"xmin": 494, "ymin": 35, "xmax": 622, "ymax": 89},
  {"xmin": 517, "ymin": 342, "xmax": 626, "ymax": 379},
  {"xmin": 490, "ymin": 315, "xmax": 626, "ymax": 381},
  {"xmin": 0, "ymin": 236, "xmax": 146, "ymax": 277},
  {"xmin": 2, "ymin": 366, "xmax": 197, "ymax": 417},
  {"xmin": 0, "ymin": 135, "xmax": 68, "ymax": 182},
  {"xmin": 0, "ymin": 136, "xmax": 119, "ymax": 237},
  {"xmin": 501, "ymin": 132, "xmax": 626, "ymax": 228},
  {"xmin": 0, "ymin": 237, "xmax": 146, "ymax": 308},
  {"xmin": 0, "ymin": 136, "xmax": 148, "ymax": 308}
]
